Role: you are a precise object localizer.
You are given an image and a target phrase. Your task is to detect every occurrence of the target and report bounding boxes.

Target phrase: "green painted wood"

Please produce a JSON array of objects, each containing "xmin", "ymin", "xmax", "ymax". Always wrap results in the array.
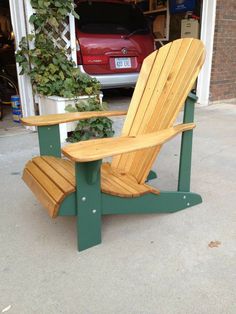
[
  {"xmin": 58, "ymin": 193, "xmax": 76, "ymax": 216},
  {"xmin": 146, "ymin": 170, "xmax": 157, "ymax": 181},
  {"xmin": 38, "ymin": 125, "xmax": 61, "ymax": 157},
  {"xmin": 56, "ymin": 92, "xmax": 201, "ymax": 251},
  {"xmin": 85, "ymin": 160, "xmax": 102, "ymax": 185},
  {"xmin": 102, "ymin": 191, "xmax": 202, "ymax": 215},
  {"xmin": 58, "ymin": 190, "xmax": 202, "ymax": 217},
  {"xmin": 178, "ymin": 94, "xmax": 196, "ymax": 192},
  {"xmin": 188, "ymin": 91, "xmax": 198, "ymax": 102},
  {"xmin": 75, "ymin": 161, "xmax": 102, "ymax": 251}
]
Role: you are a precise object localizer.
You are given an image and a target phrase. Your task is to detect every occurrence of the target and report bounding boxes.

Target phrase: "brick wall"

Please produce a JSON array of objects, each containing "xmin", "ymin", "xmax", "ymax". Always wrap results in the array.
[{"xmin": 210, "ymin": 0, "xmax": 236, "ymax": 101}]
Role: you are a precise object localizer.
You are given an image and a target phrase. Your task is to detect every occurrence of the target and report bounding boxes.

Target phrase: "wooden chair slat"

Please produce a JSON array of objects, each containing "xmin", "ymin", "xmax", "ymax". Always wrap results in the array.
[
  {"xmin": 130, "ymin": 39, "xmax": 184, "ymax": 136},
  {"xmin": 101, "ymin": 163, "xmax": 144, "ymax": 197},
  {"xmin": 62, "ymin": 124, "xmax": 195, "ymax": 162},
  {"xmin": 105, "ymin": 173, "xmax": 141, "ymax": 195},
  {"xmin": 21, "ymin": 111, "xmax": 127, "ymax": 126},
  {"xmin": 23, "ymin": 157, "xmax": 159, "ymax": 209},
  {"xmin": 101, "ymin": 163, "xmax": 135, "ymax": 196},
  {"xmin": 133, "ymin": 40, "xmax": 204, "ymax": 181},
  {"xmin": 111, "ymin": 38, "xmax": 205, "ymax": 183},
  {"xmin": 111, "ymin": 41, "xmax": 172, "ymax": 170},
  {"xmin": 49, "ymin": 157, "xmax": 75, "ymax": 177},
  {"xmin": 137, "ymin": 42, "xmax": 205, "ymax": 182},
  {"xmin": 32, "ymin": 157, "xmax": 74, "ymax": 194},
  {"xmin": 24, "ymin": 161, "xmax": 64, "ymax": 203},
  {"xmin": 102, "ymin": 176, "xmax": 133, "ymax": 197},
  {"xmin": 42, "ymin": 156, "xmax": 75, "ymax": 186},
  {"xmin": 106, "ymin": 163, "xmax": 160, "ymax": 195},
  {"xmin": 22, "ymin": 168, "xmax": 58, "ymax": 218},
  {"xmin": 131, "ymin": 40, "xmax": 199, "ymax": 168},
  {"xmin": 102, "ymin": 163, "xmax": 137, "ymax": 192},
  {"xmin": 120, "ymin": 51, "xmax": 157, "ymax": 137},
  {"xmin": 115, "ymin": 39, "xmax": 185, "ymax": 173},
  {"xmin": 61, "ymin": 159, "xmax": 75, "ymax": 175}
]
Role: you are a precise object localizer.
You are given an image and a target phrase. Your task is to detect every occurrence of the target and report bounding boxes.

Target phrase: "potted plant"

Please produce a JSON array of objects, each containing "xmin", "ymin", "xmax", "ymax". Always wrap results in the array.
[{"xmin": 16, "ymin": 0, "xmax": 114, "ymax": 142}]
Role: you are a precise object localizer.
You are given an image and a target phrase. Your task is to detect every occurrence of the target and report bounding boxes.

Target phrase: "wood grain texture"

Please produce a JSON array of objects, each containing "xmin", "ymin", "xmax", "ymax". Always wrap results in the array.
[
  {"xmin": 101, "ymin": 163, "xmax": 160, "ymax": 197},
  {"xmin": 23, "ymin": 157, "xmax": 160, "ymax": 216},
  {"xmin": 111, "ymin": 38, "xmax": 205, "ymax": 183},
  {"xmin": 62, "ymin": 123, "xmax": 195, "ymax": 162},
  {"xmin": 22, "ymin": 38, "xmax": 205, "ymax": 218},
  {"xmin": 25, "ymin": 161, "xmax": 64, "ymax": 202},
  {"xmin": 21, "ymin": 111, "xmax": 127, "ymax": 126},
  {"xmin": 33, "ymin": 157, "xmax": 74, "ymax": 193},
  {"xmin": 22, "ymin": 157, "xmax": 76, "ymax": 218},
  {"xmin": 42, "ymin": 156, "xmax": 75, "ymax": 186},
  {"xmin": 22, "ymin": 169, "xmax": 58, "ymax": 218}
]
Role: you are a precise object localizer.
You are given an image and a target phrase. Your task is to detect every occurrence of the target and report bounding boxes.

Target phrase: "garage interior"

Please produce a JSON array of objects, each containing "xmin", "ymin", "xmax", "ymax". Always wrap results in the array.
[
  {"xmin": 0, "ymin": 0, "xmax": 19, "ymax": 131},
  {"xmin": 0, "ymin": 0, "xmax": 203, "ymax": 132}
]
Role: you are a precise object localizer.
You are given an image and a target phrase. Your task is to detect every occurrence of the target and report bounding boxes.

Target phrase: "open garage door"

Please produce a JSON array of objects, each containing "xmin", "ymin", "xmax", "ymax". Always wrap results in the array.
[{"xmin": 9, "ymin": 0, "xmax": 35, "ymax": 119}]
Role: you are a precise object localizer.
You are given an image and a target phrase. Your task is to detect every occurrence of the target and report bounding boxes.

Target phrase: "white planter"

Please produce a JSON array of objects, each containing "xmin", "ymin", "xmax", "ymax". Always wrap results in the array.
[{"xmin": 38, "ymin": 94, "xmax": 103, "ymax": 143}]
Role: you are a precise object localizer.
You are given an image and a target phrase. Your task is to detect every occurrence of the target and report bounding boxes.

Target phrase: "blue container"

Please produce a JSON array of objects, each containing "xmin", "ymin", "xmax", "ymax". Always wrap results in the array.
[
  {"xmin": 170, "ymin": 0, "xmax": 196, "ymax": 14},
  {"xmin": 11, "ymin": 95, "xmax": 21, "ymax": 109},
  {"xmin": 12, "ymin": 107, "xmax": 22, "ymax": 123}
]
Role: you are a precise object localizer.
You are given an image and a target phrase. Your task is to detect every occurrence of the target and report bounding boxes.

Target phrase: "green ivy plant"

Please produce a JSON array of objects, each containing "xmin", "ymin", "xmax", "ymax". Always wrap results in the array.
[
  {"xmin": 15, "ymin": 0, "xmax": 99, "ymax": 98},
  {"xmin": 65, "ymin": 98, "xmax": 114, "ymax": 143},
  {"xmin": 16, "ymin": 34, "xmax": 100, "ymax": 98},
  {"xmin": 15, "ymin": 0, "xmax": 114, "ymax": 142},
  {"xmin": 29, "ymin": 0, "xmax": 80, "ymax": 31}
]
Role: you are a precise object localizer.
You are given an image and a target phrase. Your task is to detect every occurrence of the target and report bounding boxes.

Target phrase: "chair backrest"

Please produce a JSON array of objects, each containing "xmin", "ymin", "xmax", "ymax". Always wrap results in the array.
[{"xmin": 111, "ymin": 38, "xmax": 205, "ymax": 184}]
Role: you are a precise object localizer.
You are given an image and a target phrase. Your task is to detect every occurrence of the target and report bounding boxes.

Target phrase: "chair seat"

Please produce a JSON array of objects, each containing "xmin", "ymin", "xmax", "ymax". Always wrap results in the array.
[{"xmin": 22, "ymin": 156, "xmax": 160, "ymax": 218}]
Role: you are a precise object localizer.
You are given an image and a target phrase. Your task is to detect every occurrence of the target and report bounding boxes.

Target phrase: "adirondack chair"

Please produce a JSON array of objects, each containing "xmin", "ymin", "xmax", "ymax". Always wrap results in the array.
[{"xmin": 21, "ymin": 38, "xmax": 205, "ymax": 251}]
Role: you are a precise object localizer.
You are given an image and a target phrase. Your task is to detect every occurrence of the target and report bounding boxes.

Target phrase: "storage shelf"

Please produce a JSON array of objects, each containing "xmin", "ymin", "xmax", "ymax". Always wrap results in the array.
[
  {"xmin": 154, "ymin": 38, "xmax": 169, "ymax": 42},
  {"xmin": 144, "ymin": 7, "xmax": 167, "ymax": 15},
  {"xmin": 143, "ymin": 1, "xmax": 170, "ymax": 43}
]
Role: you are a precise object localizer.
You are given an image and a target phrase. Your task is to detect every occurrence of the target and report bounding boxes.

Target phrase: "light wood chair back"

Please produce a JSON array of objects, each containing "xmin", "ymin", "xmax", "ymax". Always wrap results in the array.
[{"xmin": 112, "ymin": 38, "xmax": 205, "ymax": 183}]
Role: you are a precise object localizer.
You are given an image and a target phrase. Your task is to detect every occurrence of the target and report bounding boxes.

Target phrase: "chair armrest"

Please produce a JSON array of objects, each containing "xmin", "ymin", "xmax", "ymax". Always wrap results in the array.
[
  {"xmin": 21, "ymin": 111, "xmax": 127, "ymax": 126},
  {"xmin": 62, "ymin": 123, "xmax": 195, "ymax": 162}
]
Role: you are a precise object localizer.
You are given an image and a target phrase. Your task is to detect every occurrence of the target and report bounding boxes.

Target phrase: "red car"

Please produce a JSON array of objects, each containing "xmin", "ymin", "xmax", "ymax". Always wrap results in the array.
[{"xmin": 75, "ymin": 0, "xmax": 155, "ymax": 88}]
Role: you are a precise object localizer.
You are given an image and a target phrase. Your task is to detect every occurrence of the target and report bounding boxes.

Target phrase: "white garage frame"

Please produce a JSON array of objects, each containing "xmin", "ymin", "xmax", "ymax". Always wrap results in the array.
[
  {"xmin": 197, "ymin": 0, "xmax": 217, "ymax": 106},
  {"xmin": 9, "ymin": 0, "xmax": 216, "ymax": 115},
  {"xmin": 9, "ymin": 0, "xmax": 35, "ymax": 119}
]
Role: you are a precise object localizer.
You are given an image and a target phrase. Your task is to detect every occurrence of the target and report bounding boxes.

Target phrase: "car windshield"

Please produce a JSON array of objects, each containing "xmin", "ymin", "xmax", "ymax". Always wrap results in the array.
[{"xmin": 76, "ymin": 1, "xmax": 149, "ymax": 34}]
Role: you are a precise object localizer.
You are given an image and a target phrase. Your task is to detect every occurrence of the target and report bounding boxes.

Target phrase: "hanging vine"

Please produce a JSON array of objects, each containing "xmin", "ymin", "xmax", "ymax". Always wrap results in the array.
[
  {"xmin": 29, "ymin": 0, "xmax": 80, "ymax": 32},
  {"xmin": 16, "ymin": 0, "xmax": 114, "ymax": 142},
  {"xmin": 16, "ymin": 0, "xmax": 99, "ymax": 98}
]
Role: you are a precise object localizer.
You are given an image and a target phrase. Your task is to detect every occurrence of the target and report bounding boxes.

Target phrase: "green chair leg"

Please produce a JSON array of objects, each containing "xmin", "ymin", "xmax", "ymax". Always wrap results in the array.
[
  {"xmin": 75, "ymin": 161, "xmax": 102, "ymax": 251},
  {"xmin": 146, "ymin": 170, "xmax": 157, "ymax": 182},
  {"xmin": 178, "ymin": 93, "xmax": 196, "ymax": 192},
  {"xmin": 38, "ymin": 125, "xmax": 61, "ymax": 157}
]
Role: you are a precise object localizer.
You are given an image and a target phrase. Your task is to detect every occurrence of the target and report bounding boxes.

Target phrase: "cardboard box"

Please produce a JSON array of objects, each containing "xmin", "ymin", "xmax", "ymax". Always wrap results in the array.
[
  {"xmin": 181, "ymin": 19, "xmax": 199, "ymax": 89},
  {"xmin": 181, "ymin": 19, "xmax": 199, "ymax": 39}
]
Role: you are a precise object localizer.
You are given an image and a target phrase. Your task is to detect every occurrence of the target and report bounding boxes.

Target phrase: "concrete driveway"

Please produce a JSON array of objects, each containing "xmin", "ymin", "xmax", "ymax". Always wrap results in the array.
[{"xmin": 0, "ymin": 97, "xmax": 235, "ymax": 314}]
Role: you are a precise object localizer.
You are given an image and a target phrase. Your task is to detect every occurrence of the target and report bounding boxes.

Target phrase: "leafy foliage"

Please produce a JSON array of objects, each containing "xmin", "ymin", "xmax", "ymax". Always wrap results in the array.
[
  {"xmin": 15, "ymin": 0, "xmax": 99, "ymax": 98},
  {"xmin": 15, "ymin": 0, "xmax": 114, "ymax": 142},
  {"xmin": 16, "ymin": 34, "xmax": 100, "ymax": 98},
  {"xmin": 65, "ymin": 98, "xmax": 114, "ymax": 143},
  {"xmin": 29, "ymin": 0, "xmax": 79, "ymax": 31}
]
